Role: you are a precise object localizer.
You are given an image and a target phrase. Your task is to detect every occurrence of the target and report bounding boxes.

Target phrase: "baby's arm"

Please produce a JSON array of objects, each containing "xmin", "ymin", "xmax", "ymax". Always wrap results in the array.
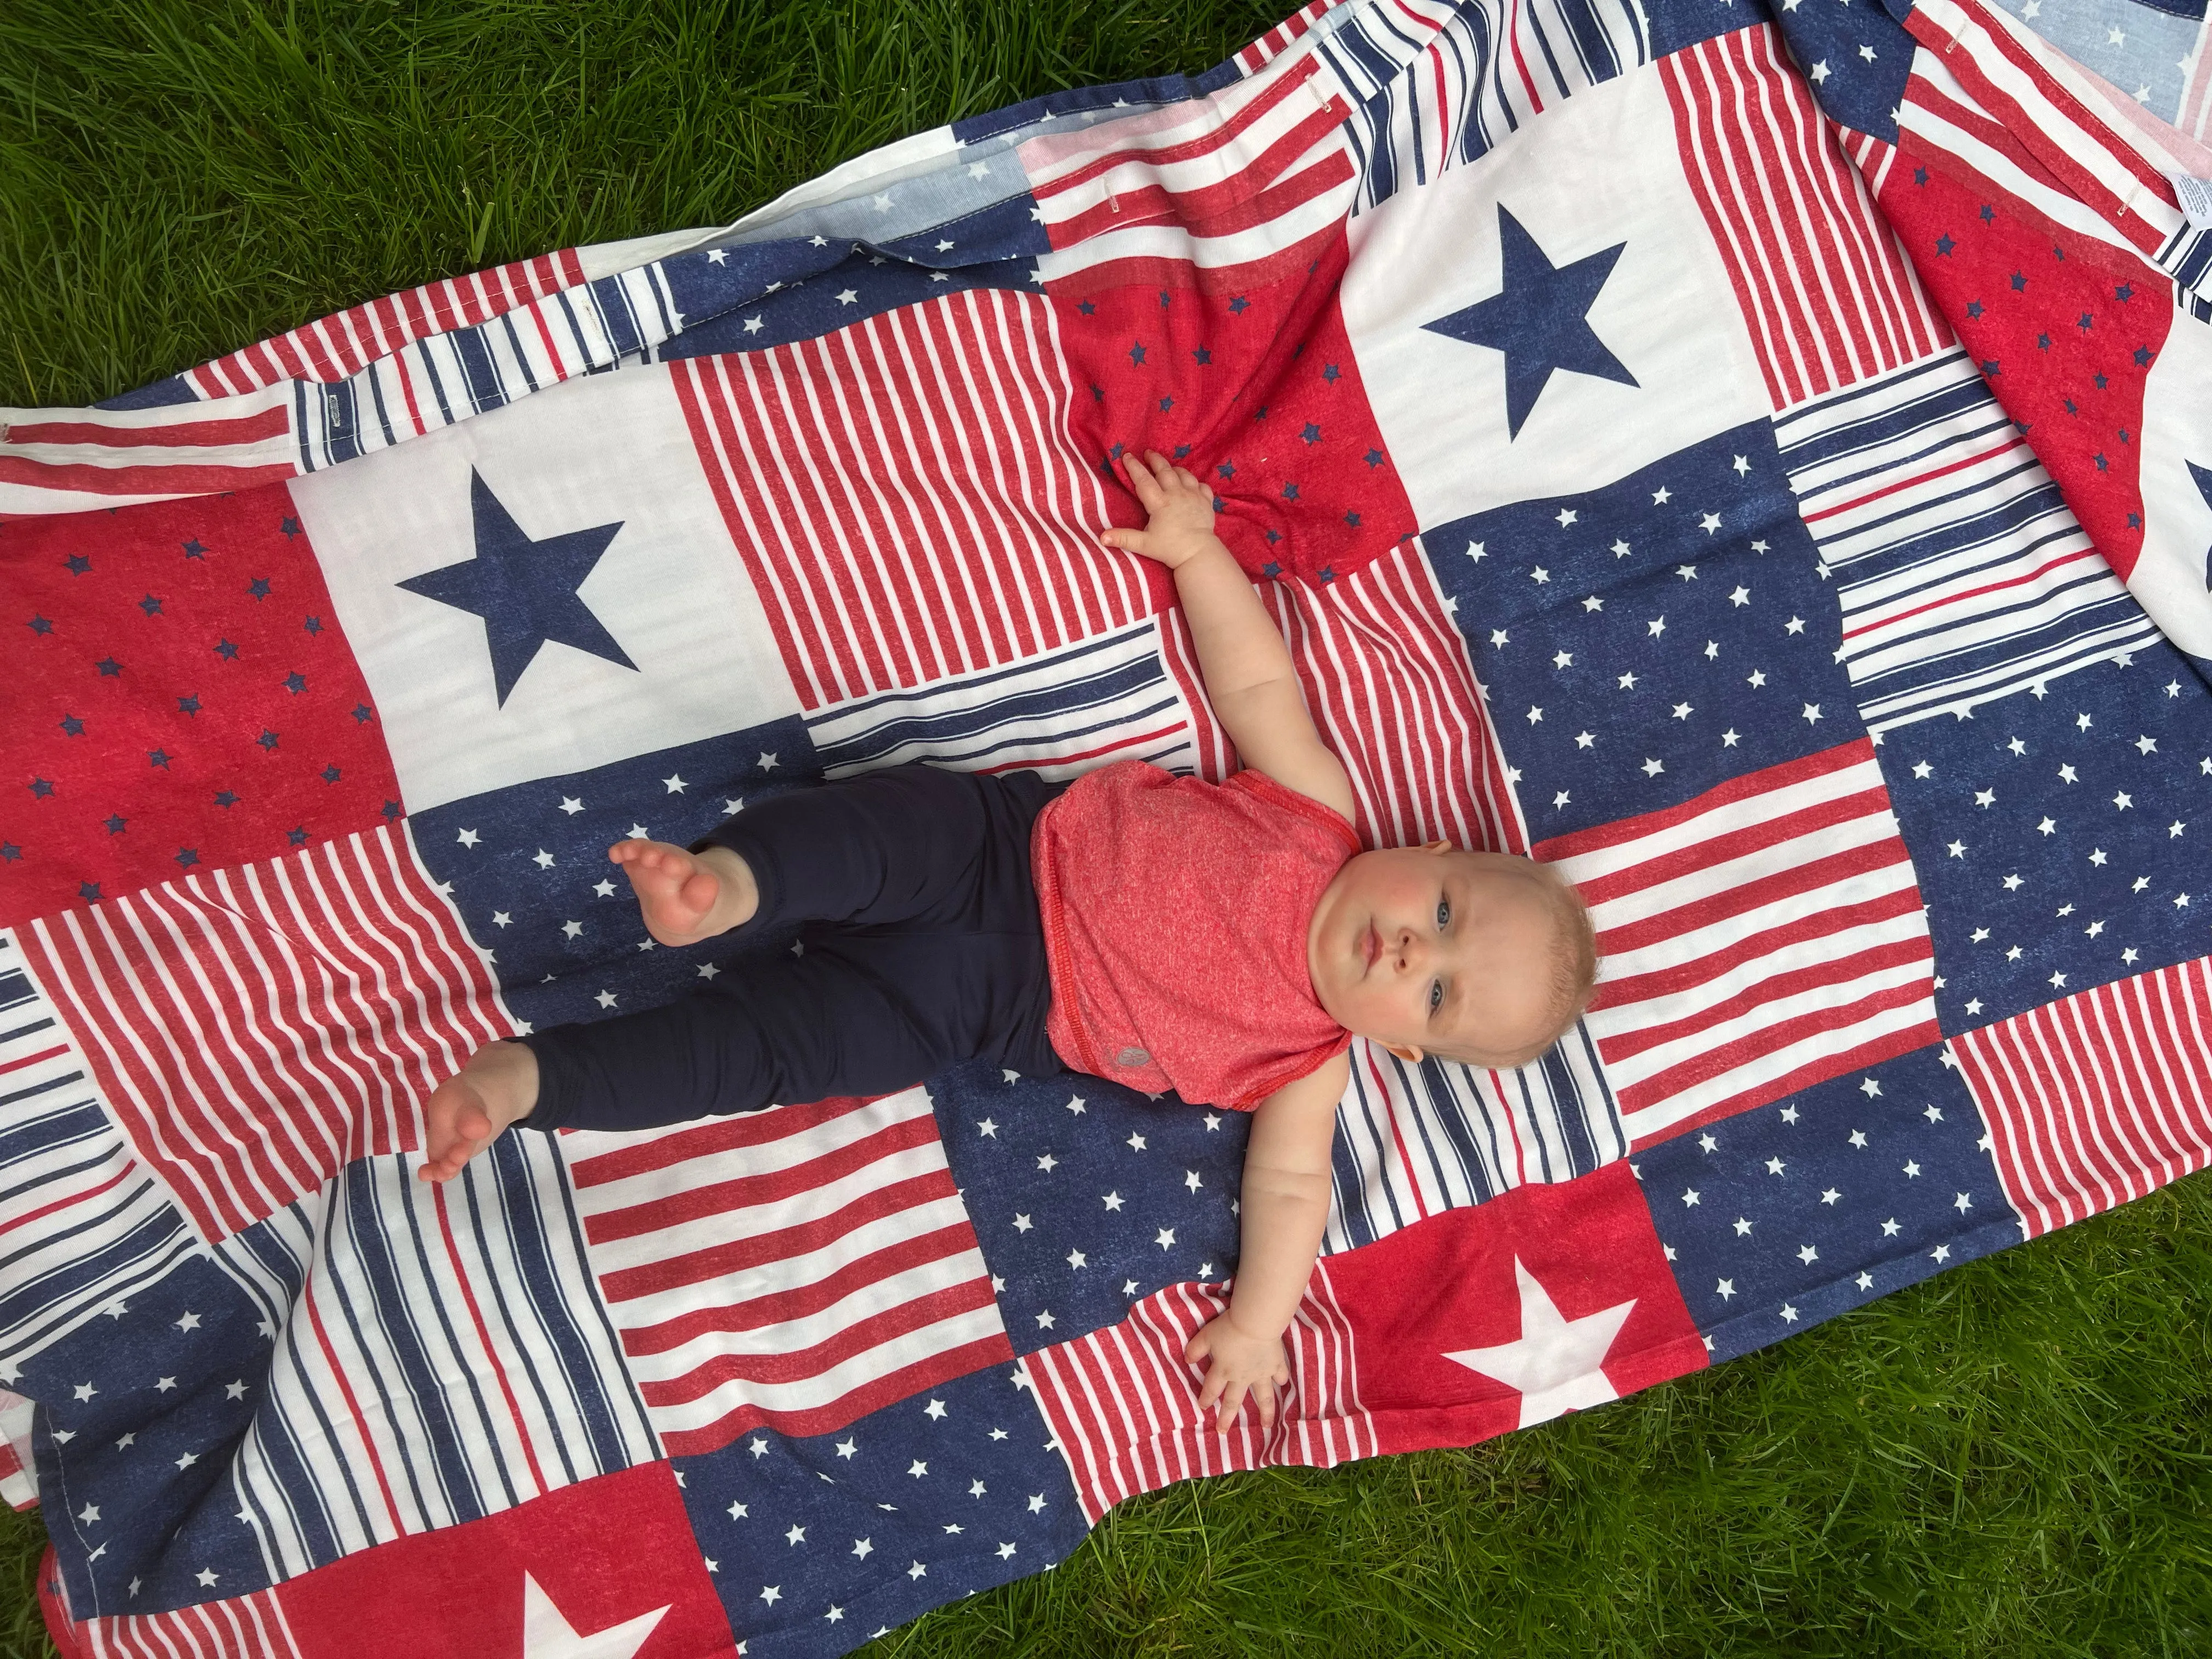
[
  {"xmin": 1104, "ymin": 453, "xmax": 1355, "ymax": 821},
  {"xmin": 1184, "ymin": 1049, "xmax": 1349, "ymax": 1431}
]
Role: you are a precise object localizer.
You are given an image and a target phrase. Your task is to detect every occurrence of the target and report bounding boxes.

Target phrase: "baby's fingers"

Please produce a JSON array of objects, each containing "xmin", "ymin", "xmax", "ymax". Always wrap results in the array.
[
  {"xmin": 1252, "ymin": 1379, "xmax": 1278, "ymax": 1433},
  {"xmin": 1214, "ymin": 1379, "xmax": 1249, "ymax": 1433},
  {"xmin": 1118, "ymin": 451, "xmax": 1164, "ymax": 505}
]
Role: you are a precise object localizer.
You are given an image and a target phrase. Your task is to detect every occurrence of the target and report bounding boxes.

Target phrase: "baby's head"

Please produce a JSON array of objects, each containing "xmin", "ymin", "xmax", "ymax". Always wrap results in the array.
[{"xmin": 1306, "ymin": 842, "xmax": 1596, "ymax": 1070}]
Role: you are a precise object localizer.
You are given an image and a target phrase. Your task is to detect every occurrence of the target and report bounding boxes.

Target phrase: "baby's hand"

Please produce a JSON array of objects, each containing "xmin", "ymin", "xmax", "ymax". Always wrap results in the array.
[
  {"xmin": 1101, "ymin": 449, "xmax": 1220, "ymax": 569},
  {"xmin": 419, "ymin": 1041, "xmax": 540, "ymax": 1183},
  {"xmin": 1185, "ymin": 1310, "xmax": 1293, "ymax": 1434}
]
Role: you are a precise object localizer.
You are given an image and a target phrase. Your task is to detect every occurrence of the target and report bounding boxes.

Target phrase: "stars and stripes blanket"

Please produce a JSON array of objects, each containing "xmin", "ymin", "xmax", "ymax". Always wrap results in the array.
[{"xmin": 4, "ymin": 0, "xmax": 2210, "ymax": 1650}]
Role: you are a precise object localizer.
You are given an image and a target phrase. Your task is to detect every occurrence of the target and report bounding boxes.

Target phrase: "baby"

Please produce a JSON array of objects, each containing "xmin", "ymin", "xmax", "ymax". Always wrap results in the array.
[{"xmin": 420, "ymin": 450, "xmax": 1598, "ymax": 1433}]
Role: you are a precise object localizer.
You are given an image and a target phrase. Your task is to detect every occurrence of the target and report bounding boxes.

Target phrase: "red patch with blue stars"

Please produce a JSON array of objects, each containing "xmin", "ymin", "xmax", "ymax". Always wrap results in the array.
[
  {"xmin": 1054, "ymin": 230, "xmax": 1419, "ymax": 591},
  {"xmin": 2, "ymin": 481, "xmax": 399, "ymax": 927}
]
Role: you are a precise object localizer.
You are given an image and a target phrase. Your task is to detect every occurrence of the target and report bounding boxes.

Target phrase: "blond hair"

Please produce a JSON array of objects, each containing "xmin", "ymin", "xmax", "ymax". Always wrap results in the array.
[{"xmin": 1434, "ymin": 860, "xmax": 1599, "ymax": 1071}]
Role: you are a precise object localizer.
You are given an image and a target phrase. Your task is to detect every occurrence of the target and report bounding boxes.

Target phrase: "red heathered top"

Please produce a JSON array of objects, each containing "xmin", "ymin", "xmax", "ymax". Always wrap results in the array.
[{"xmin": 1030, "ymin": 758, "xmax": 1359, "ymax": 1110}]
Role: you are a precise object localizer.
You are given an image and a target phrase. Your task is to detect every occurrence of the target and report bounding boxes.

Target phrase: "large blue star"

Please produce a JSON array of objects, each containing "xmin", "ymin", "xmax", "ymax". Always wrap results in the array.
[
  {"xmin": 397, "ymin": 469, "xmax": 635, "ymax": 706},
  {"xmin": 2191, "ymin": 460, "xmax": 2212, "ymax": 591},
  {"xmin": 1423, "ymin": 204, "xmax": 1637, "ymax": 439}
]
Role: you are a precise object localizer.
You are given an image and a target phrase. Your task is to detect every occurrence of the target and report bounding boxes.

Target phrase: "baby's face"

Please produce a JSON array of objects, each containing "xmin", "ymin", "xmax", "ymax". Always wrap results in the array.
[{"xmin": 1305, "ymin": 844, "xmax": 1564, "ymax": 1066}]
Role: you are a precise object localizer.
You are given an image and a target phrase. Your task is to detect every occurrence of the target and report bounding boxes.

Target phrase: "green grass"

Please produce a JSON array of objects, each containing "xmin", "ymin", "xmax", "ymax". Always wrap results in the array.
[{"xmin": 3, "ymin": 3, "xmax": 2209, "ymax": 1654}]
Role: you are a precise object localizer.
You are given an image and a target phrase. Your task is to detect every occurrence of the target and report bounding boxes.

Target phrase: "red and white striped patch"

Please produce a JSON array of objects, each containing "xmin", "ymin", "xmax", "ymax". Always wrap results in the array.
[
  {"xmin": 60, "ymin": 1590, "xmax": 305, "ymax": 1659},
  {"xmin": 1232, "ymin": 0, "xmax": 1356, "ymax": 77},
  {"xmin": 1666, "ymin": 27, "xmax": 1948, "ymax": 400},
  {"xmin": 15, "ymin": 822, "xmax": 511, "ymax": 1243},
  {"xmin": 187, "ymin": 251, "xmax": 590, "ymax": 398},
  {"xmin": 0, "ymin": 393, "xmax": 302, "ymax": 511},
  {"xmin": 673, "ymin": 289, "xmax": 1158, "ymax": 713},
  {"xmin": 1023, "ymin": 53, "xmax": 1358, "ymax": 294},
  {"xmin": 1539, "ymin": 737, "xmax": 1941, "ymax": 1149},
  {"xmin": 1661, "ymin": 26, "xmax": 1951, "ymax": 413},
  {"xmin": 1262, "ymin": 540, "xmax": 1520, "ymax": 854},
  {"xmin": 1023, "ymin": 1262, "xmax": 1373, "ymax": 1522},
  {"xmin": 1952, "ymin": 956, "xmax": 2212, "ymax": 1239},
  {"xmin": 561, "ymin": 1087, "xmax": 1012, "ymax": 1457}
]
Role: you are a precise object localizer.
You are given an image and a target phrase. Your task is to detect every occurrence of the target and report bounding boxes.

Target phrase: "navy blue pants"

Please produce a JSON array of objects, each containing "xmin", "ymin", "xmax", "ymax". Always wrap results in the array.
[{"xmin": 513, "ymin": 764, "xmax": 1064, "ymax": 1133}]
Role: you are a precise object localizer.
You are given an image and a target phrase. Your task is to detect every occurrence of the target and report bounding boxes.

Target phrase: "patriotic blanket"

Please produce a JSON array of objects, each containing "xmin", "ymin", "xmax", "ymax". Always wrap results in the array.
[{"xmin": 3, "ymin": 0, "xmax": 2210, "ymax": 1650}]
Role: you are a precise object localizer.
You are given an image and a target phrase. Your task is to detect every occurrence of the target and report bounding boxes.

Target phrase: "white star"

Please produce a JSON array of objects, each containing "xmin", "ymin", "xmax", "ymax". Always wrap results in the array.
[
  {"xmin": 562, "ymin": 920, "xmax": 584, "ymax": 939},
  {"xmin": 1653, "ymin": 486, "xmax": 1672, "ymax": 504},
  {"xmin": 1699, "ymin": 512, "xmax": 1722, "ymax": 534},
  {"xmin": 851, "ymin": 1537, "xmax": 872, "ymax": 1559},
  {"xmin": 908, "ymin": 1561, "xmax": 927, "ymax": 1581},
  {"xmin": 978, "ymin": 1118, "xmax": 998, "ymax": 1138},
  {"xmin": 1126, "ymin": 1132, "xmax": 1147, "ymax": 1152},
  {"xmin": 1683, "ymin": 1187, "xmax": 1701, "ymax": 1206},
  {"xmin": 1734, "ymin": 1217, "xmax": 1752, "ymax": 1236},
  {"xmin": 1442, "ymin": 1259, "xmax": 1637, "ymax": 1427},
  {"xmin": 176, "ymin": 1311, "xmax": 200, "ymax": 1332},
  {"xmin": 1556, "ymin": 509, "xmax": 1578, "ymax": 527},
  {"xmin": 195, "ymin": 1568, "xmax": 218, "ymax": 1587},
  {"xmin": 456, "ymin": 827, "xmax": 481, "ymax": 847},
  {"xmin": 1012, "ymin": 1214, "xmax": 1032, "ymax": 1233},
  {"xmin": 1028, "ymin": 1493, "xmax": 1048, "ymax": 1513},
  {"xmin": 1066, "ymin": 1249, "xmax": 1087, "ymax": 1269},
  {"xmin": 909, "ymin": 1460, "xmax": 928, "ymax": 1477},
  {"xmin": 743, "ymin": 315, "xmax": 763, "ymax": 334},
  {"xmin": 1809, "ymin": 59, "xmax": 1830, "ymax": 83},
  {"xmin": 1156, "ymin": 1227, "xmax": 1176, "ymax": 1249},
  {"xmin": 534, "ymin": 849, "xmax": 556, "ymax": 869},
  {"xmin": 924, "ymin": 1397, "xmax": 947, "ymax": 1420},
  {"xmin": 1821, "ymin": 1188, "xmax": 1840, "ymax": 1205},
  {"xmin": 1102, "ymin": 1190, "xmax": 1124, "ymax": 1211},
  {"xmin": 787, "ymin": 1525, "xmax": 806, "ymax": 1545}
]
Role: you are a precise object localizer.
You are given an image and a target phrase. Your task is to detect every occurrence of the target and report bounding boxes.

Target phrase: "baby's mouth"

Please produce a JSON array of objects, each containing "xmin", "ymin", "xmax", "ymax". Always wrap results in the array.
[{"xmin": 1363, "ymin": 922, "xmax": 1380, "ymax": 974}]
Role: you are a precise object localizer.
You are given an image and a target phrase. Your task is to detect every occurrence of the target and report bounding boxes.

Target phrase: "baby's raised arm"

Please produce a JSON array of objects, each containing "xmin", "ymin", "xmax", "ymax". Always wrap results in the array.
[{"xmin": 1104, "ymin": 452, "xmax": 1356, "ymax": 822}]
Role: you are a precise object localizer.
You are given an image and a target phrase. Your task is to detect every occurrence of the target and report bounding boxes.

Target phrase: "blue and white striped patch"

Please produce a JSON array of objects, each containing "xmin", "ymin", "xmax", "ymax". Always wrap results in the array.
[
  {"xmin": 1775, "ymin": 349, "xmax": 2162, "ymax": 731},
  {"xmin": 1320, "ymin": 0, "xmax": 1650, "ymax": 214},
  {"xmin": 1321, "ymin": 1026, "xmax": 1625, "ymax": 1253},
  {"xmin": 805, "ymin": 617, "xmax": 1200, "ymax": 781},
  {"xmin": 223, "ymin": 1135, "xmax": 657, "ymax": 1581},
  {"xmin": 294, "ymin": 261, "xmax": 685, "ymax": 471},
  {"xmin": 0, "ymin": 933, "xmax": 198, "ymax": 1370}
]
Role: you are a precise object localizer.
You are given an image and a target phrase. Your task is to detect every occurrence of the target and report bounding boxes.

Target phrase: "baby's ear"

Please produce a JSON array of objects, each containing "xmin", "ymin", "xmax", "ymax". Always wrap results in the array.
[
  {"xmin": 1381, "ymin": 1042, "xmax": 1425, "ymax": 1064},
  {"xmin": 1422, "ymin": 840, "xmax": 1451, "ymax": 854}
]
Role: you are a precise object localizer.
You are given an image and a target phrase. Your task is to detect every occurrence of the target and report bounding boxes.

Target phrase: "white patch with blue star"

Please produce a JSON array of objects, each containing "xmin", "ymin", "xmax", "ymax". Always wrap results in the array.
[
  {"xmin": 291, "ymin": 364, "xmax": 802, "ymax": 810},
  {"xmin": 2130, "ymin": 303, "xmax": 2212, "ymax": 663},
  {"xmin": 1338, "ymin": 64, "xmax": 1769, "ymax": 524}
]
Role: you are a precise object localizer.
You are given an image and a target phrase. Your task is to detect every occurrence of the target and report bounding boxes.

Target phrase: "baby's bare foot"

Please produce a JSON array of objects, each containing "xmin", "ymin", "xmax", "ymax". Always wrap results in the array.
[
  {"xmin": 609, "ymin": 840, "xmax": 723, "ymax": 945},
  {"xmin": 608, "ymin": 840, "xmax": 754, "ymax": 945}
]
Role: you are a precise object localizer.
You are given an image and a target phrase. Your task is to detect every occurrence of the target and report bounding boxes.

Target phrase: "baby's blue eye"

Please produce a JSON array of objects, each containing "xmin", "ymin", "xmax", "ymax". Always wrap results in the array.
[
  {"xmin": 1429, "ymin": 980, "xmax": 1443, "ymax": 1013},
  {"xmin": 1437, "ymin": 898, "xmax": 1451, "ymax": 929}
]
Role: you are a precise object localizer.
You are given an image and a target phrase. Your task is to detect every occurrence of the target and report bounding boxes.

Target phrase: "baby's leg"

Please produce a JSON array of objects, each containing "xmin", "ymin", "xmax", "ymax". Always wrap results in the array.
[{"xmin": 608, "ymin": 840, "xmax": 758, "ymax": 946}]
